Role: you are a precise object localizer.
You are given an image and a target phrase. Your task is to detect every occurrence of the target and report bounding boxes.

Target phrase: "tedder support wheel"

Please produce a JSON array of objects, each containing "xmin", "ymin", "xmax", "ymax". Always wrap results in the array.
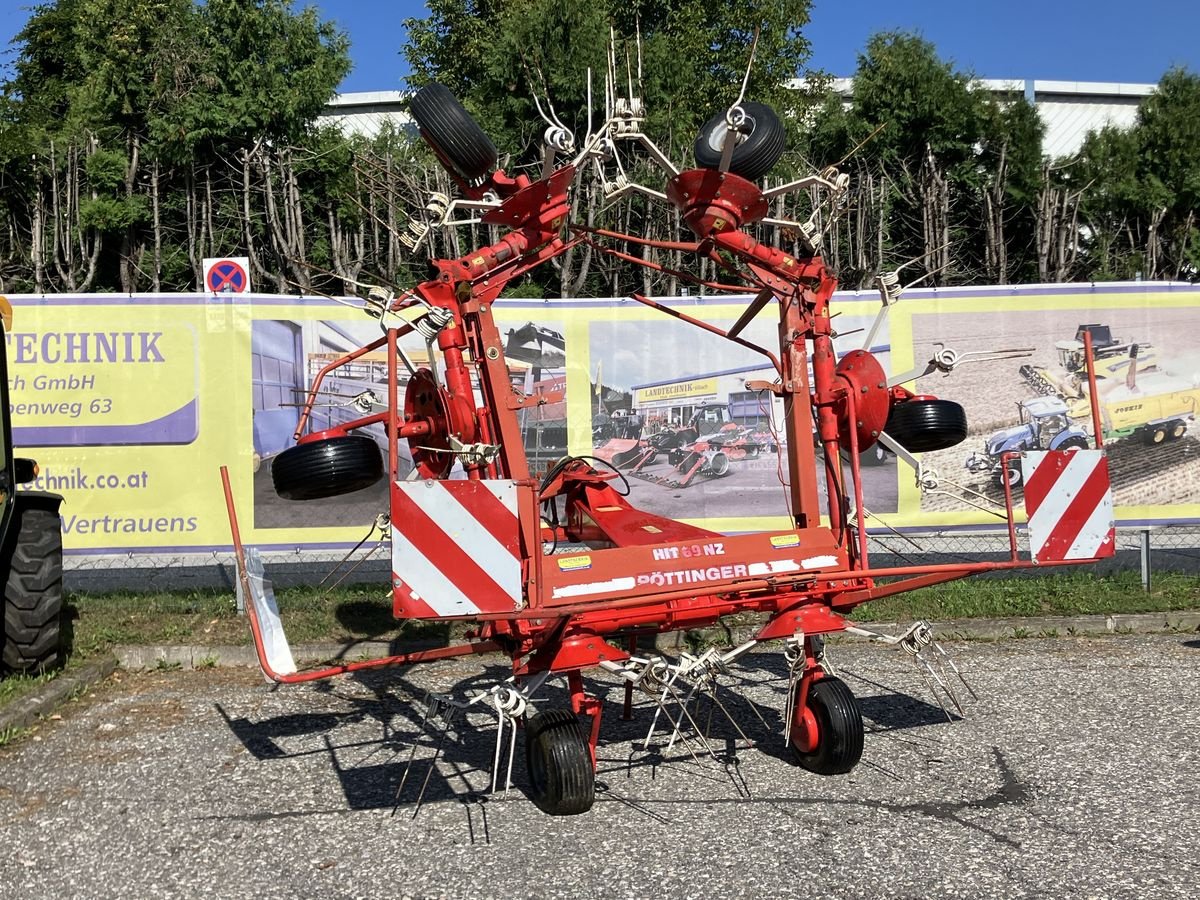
[
  {"xmin": 525, "ymin": 709, "xmax": 595, "ymax": 816},
  {"xmin": 1, "ymin": 492, "xmax": 64, "ymax": 674},
  {"xmin": 408, "ymin": 82, "xmax": 498, "ymax": 183},
  {"xmin": 791, "ymin": 677, "xmax": 864, "ymax": 775},
  {"xmin": 271, "ymin": 435, "xmax": 383, "ymax": 501},
  {"xmin": 693, "ymin": 101, "xmax": 786, "ymax": 182},
  {"xmin": 885, "ymin": 399, "xmax": 969, "ymax": 453}
]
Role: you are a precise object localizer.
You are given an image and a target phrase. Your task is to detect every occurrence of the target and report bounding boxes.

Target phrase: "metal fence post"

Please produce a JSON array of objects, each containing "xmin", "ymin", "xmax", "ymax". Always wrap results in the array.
[{"xmin": 1140, "ymin": 528, "xmax": 1152, "ymax": 593}]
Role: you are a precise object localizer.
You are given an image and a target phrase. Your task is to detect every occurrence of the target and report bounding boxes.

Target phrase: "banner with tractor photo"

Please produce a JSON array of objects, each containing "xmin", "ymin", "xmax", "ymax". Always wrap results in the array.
[{"xmin": 6, "ymin": 282, "xmax": 1200, "ymax": 559}]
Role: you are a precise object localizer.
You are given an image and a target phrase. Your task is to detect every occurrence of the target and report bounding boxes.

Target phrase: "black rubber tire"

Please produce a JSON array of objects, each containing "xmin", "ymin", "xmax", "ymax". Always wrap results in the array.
[
  {"xmin": 793, "ymin": 677, "xmax": 863, "ymax": 776},
  {"xmin": 1171, "ymin": 421, "xmax": 1188, "ymax": 440},
  {"xmin": 693, "ymin": 101, "xmax": 786, "ymax": 181},
  {"xmin": 525, "ymin": 709, "xmax": 595, "ymax": 816},
  {"xmin": 1, "ymin": 493, "xmax": 64, "ymax": 674},
  {"xmin": 707, "ymin": 452, "xmax": 730, "ymax": 476},
  {"xmin": 885, "ymin": 399, "xmax": 969, "ymax": 453},
  {"xmin": 860, "ymin": 442, "xmax": 888, "ymax": 466},
  {"xmin": 408, "ymin": 82, "xmax": 498, "ymax": 183},
  {"xmin": 994, "ymin": 462, "xmax": 1024, "ymax": 489},
  {"xmin": 1058, "ymin": 436, "xmax": 1089, "ymax": 451},
  {"xmin": 271, "ymin": 435, "xmax": 383, "ymax": 501}
]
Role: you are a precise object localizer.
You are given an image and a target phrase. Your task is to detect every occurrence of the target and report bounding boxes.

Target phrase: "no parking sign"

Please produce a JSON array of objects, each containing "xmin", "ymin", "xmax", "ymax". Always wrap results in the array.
[{"xmin": 203, "ymin": 257, "xmax": 251, "ymax": 294}]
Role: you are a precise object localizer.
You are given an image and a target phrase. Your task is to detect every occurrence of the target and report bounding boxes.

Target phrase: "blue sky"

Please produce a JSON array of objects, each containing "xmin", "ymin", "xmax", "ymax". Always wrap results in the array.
[{"xmin": 2, "ymin": 0, "xmax": 1198, "ymax": 91}]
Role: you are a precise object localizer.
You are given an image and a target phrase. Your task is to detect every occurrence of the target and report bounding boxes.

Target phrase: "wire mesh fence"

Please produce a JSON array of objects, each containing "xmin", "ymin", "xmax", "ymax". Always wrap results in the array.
[
  {"xmin": 863, "ymin": 524, "xmax": 1200, "ymax": 587},
  {"xmin": 62, "ymin": 524, "xmax": 1200, "ymax": 594}
]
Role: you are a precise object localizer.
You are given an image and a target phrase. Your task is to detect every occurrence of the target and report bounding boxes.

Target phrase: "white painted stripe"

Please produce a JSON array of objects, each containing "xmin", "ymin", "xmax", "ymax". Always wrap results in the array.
[
  {"xmin": 552, "ymin": 576, "xmax": 637, "ymax": 599},
  {"xmin": 391, "ymin": 526, "xmax": 482, "ymax": 616},
  {"xmin": 481, "ymin": 479, "xmax": 518, "ymax": 517},
  {"xmin": 748, "ymin": 559, "xmax": 802, "ymax": 576},
  {"xmin": 398, "ymin": 480, "xmax": 521, "ymax": 603},
  {"xmin": 1019, "ymin": 451, "xmax": 1047, "ymax": 487},
  {"xmin": 1027, "ymin": 452, "xmax": 1099, "ymax": 550},
  {"xmin": 1063, "ymin": 491, "xmax": 1114, "ymax": 560}
]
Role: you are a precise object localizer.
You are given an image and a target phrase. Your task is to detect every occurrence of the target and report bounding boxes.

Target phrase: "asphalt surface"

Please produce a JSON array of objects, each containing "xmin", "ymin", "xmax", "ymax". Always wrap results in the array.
[{"xmin": 2, "ymin": 634, "xmax": 1199, "ymax": 899}]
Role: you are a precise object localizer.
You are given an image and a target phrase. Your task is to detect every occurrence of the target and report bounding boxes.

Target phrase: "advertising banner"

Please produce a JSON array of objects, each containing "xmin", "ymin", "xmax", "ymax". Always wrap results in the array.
[{"xmin": 6, "ymin": 282, "xmax": 1200, "ymax": 558}]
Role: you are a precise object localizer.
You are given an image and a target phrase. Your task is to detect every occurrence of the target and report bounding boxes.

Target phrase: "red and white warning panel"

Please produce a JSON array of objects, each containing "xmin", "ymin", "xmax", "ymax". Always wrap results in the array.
[
  {"xmin": 1021, "ymin": 450, "xmax": 1115, "ymax": 563},
  {"xmin": 391, "ymin": 480, "xmax": 524, "ymax": 618}
]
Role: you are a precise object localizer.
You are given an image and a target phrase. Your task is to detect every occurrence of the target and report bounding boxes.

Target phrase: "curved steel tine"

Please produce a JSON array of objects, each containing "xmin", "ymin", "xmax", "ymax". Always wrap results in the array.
[{"xmin": 411, "ymin": 706, "xmax": 459, "ymax": 819}]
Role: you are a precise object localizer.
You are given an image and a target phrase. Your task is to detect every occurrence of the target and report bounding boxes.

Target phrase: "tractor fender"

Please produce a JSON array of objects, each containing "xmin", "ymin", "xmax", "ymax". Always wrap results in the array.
[{"xmin": 1048, "ymin": 429, "xmax": 1090, "ymax": 451}]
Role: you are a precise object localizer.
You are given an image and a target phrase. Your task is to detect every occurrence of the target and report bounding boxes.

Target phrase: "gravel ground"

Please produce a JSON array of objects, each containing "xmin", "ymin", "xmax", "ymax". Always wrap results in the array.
[{"xmin": 2, "ymin": 634, "xmax": 1199, "ymax": 899}]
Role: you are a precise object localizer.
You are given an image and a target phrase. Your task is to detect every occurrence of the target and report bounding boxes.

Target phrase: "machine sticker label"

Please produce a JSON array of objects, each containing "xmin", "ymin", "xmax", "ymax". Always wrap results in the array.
[
  {"xmin": 556, "ymin": 555, "xmax": 593, "ymax": 571},
  {"xmin": 651, "ymin": 542, "xmax": 725, "ymax": 561},
  {"xmin": 747, "ymin": 558, "xmax": 802, "ymax": 576},
  {"xmin": 636, "ymin": 564, "xmax": 749, "ymax": 587},
  {"xmin": 770, "ymin": 534, "xmax": 801, "ymax": 548},
  {"xmin": 551, "ymin": 576, "xmax": 635, "ymax": 599},
  {"xmin": 801, "ymin": 554, "xmax": 839, "ymax": 568}
]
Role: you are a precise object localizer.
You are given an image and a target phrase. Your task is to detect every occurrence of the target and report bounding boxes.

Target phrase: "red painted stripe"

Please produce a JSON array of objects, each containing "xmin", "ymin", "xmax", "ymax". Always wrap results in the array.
[
  {"xmin": 391, "ymin": 574, "xmax": 440, "ymax": 619},
  {"xmin": 391, "ymin": 488, "xmax": 519, "ymax": 612},
  {"xmin": 445, "ymin": 482, "xmax": 521, "ymax": 558},
  {"xmin": 1039, "ymin": 461, "xmax": 1111, "ymax": 559},
  {"xmin": 1022, "ymin": 452, "xmax": 1064, "ymax": 515}
]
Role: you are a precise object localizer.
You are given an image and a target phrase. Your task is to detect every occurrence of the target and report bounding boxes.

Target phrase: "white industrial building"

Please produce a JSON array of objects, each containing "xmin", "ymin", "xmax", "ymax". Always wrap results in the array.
[{"xmin": 319, "ymin": 80, "xmax": 1156, "ymax": 157}]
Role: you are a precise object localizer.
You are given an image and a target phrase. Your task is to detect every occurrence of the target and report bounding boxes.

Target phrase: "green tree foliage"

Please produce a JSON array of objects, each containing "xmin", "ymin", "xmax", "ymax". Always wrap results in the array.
[
  {"xmin": 797, "ymin": 32, "xmax": 1045, "ymax": 287},
  {"xmin": 0, "ymin": 0, "xmax": 351, "ymax": 292},
  {"xmin": 403, "ymin": 0, "xmax": 822, "ymax": 296},
  {"xmin": 405, "ymin": 0, "xmax": 816, "ymax": 164},
  {"xmin": 0, "ymin": 2, "xmax": 1196, "ymax": 296},
  {"xmin": 1073, "ymin": 68, "xmax": 1200, "ymax": 281}
]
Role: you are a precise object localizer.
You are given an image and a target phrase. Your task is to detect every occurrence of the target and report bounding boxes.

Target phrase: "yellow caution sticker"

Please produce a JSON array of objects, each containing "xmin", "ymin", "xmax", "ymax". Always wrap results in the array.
[{"xmin": 557, "ymin": 555, "xmax": 592, "ymax": 572}]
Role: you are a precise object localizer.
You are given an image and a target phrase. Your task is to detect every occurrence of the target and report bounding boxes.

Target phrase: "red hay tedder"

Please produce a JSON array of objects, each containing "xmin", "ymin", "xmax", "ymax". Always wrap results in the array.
[{"xmin": 222, "ymin": 70, "xmax": 1116, "ymax": 816}]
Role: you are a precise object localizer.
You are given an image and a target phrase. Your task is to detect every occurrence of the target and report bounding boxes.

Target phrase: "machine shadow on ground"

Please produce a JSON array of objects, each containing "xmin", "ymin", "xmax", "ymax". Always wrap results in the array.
[{"xmin": 213, "ymin": 652, "xmax": 954, "ymax": 822}]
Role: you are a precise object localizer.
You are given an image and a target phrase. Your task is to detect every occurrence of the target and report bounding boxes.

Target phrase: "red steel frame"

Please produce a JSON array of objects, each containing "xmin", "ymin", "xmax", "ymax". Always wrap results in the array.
[{"xmin": 239, "ymin": 151, "xmax": 1112, "ymax": 750}]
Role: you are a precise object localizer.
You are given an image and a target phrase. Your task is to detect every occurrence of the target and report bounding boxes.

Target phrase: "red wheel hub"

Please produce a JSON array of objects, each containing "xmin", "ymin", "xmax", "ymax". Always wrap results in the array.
[
  {"xmin": 404, "ymin": 368, "xmax": 454, "ymax": 478},
  {"xmin": 790, "ymin": 682, "xmax": 821, "ymax": 753},
  {"xmin": 835, "ymin": 350, "xmax": 890, "ymax": 451},
  {"xmin": 666, "ymin": 168, "xmax": 769, "ymax": 236}
]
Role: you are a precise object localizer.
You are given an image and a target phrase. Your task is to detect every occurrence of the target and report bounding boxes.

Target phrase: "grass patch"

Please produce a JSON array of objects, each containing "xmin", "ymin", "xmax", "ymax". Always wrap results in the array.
[
  {"xmin": 0, "ymin": 668, "xmax": 57, "ymax": 707},
  {"xmin": 855, "ymin": 570, "xmax": 1200, "ymax": 623},
  {"xmin": 2, "ymin": 569, "xmax": 1196, "ymax": 699},
  {"xmin": 0, "ymin": 725, "xmax": 30, "ymax": 747},
  {"xmin": 64, "ymin": 583, "xmax": 450, "ymax": 659}
]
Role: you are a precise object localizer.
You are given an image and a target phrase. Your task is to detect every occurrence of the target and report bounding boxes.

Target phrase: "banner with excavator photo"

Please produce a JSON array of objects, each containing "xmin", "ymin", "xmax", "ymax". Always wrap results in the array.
[{"xmin": 6, "ymin": 282, "xmax": 1200, "ymax": 559}]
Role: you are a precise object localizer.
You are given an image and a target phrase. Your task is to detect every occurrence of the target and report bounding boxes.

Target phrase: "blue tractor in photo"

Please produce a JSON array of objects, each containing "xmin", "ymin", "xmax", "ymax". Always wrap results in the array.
[{"xmin": 964, "ymin": 396, "xmax": 1090, "ymax": 488}]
